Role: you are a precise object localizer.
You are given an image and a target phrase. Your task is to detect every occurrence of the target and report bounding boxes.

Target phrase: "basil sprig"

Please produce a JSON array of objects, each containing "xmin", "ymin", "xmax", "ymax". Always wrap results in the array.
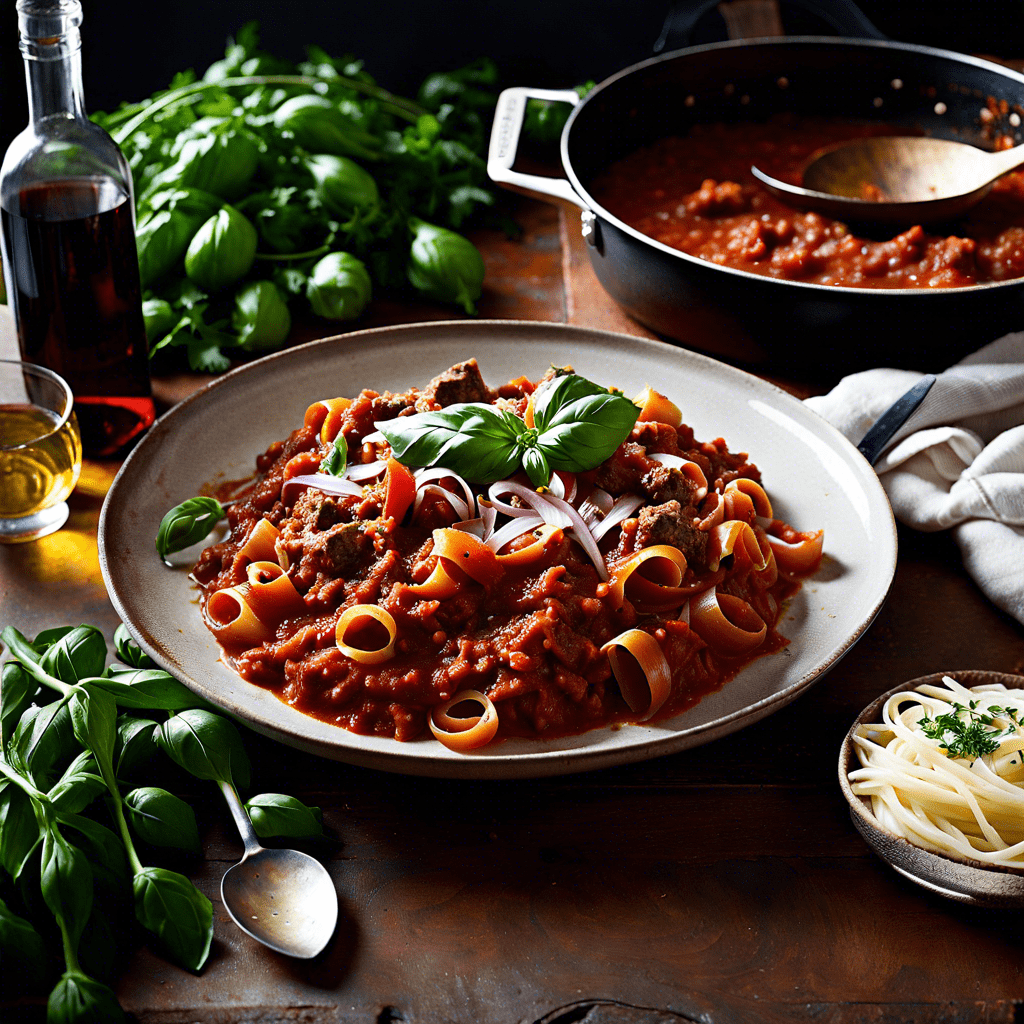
[
  {"xmin": 377, "ymin": 371, "xmax": 640, "ymax": 487},
  {"xmin": 156, "ymin": 496, "xmax": 225, "ymax": 559}
]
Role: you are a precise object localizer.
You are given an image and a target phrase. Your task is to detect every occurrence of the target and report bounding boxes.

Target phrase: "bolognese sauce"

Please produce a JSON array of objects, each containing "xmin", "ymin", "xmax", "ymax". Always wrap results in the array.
[
  {"xmin": 192, "ymin": 361, "xmax": 823, "ymax": 748},
  {"xmin": 593, "ymin": 114, "xmax": 1024, "ymax": 289}
]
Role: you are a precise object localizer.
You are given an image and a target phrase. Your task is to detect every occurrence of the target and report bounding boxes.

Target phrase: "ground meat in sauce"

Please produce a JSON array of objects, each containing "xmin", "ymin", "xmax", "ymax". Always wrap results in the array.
[
  {"xmin": 593, "ymin": 114, "xmax": 1024, "ymax": 288},
  {"xmin": 421, "ymin": 358, "xmax": 493, "ymax": 407},
  {"xmin": 199, "ymin": 366, "xmax": 814, "ymax": 744}
]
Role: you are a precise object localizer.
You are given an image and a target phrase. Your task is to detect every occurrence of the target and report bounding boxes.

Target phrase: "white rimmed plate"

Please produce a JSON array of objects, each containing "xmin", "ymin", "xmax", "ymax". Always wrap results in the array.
[{"xmin": 99, "ymin": 320, "xmax": 896, "ymax": 778}]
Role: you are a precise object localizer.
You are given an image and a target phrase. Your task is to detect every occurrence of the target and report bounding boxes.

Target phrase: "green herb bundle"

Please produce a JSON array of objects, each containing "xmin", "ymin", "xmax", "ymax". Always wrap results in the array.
[
  {"xmin": 0, "ymin": 623, "xmax": 324, "ymax": 1023},
  {"xmin": 95, "ymin": 24, "xmax": 557, "ymax": 373}
]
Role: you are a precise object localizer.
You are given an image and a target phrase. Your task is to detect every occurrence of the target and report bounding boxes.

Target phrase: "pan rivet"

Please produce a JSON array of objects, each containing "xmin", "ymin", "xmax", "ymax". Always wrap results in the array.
[{"xmin": 581, "ymin": 210, "xmax": 601, "ymax": 249}]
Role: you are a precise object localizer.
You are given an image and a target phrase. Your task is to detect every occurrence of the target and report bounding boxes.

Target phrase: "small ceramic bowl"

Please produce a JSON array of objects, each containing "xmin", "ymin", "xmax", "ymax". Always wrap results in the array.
[{"xmin": 839, "ymin": 670, "xmax": 1024, "ymax": 908}]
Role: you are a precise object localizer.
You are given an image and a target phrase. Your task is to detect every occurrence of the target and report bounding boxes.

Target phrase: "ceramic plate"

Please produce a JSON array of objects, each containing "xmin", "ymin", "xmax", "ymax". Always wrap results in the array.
[{"xmin": 99, "ymin": 320, "xmax": 896, "ymax": 778}]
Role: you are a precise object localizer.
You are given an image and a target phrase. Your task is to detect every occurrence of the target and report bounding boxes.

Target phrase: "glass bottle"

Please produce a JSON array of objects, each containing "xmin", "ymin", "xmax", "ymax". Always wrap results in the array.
[{"xmin": 1, "ymin": 0, "xmax": 155, "ymax": 458}]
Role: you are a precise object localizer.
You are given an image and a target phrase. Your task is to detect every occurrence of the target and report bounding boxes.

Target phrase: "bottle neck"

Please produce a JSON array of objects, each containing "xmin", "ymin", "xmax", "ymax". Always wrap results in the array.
[
  {"xmin": 24, "ymin": 48, "xmax": 86, "ymax": 123},
  {"xmin": 18, "ymin": 1, "xmax": 87, "ymax": 123}
]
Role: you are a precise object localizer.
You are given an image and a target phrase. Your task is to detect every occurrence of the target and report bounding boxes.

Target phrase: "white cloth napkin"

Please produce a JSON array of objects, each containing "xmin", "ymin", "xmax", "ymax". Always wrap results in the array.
[{"xmin": 805, "ymin": 333, "xmax": 1024, "ymax": 626}]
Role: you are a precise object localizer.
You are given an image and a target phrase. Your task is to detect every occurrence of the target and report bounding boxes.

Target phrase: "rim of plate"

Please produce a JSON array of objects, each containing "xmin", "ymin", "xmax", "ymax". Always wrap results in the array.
[{"xmin": 99, "ymin": 319, "xmax": 897, "ymax": 779}]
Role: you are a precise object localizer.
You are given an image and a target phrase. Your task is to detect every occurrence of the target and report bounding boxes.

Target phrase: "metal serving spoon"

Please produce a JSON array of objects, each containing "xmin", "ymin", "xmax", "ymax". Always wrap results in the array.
[
  {"xmin": 752, "ymin": 137, "xmax": 1024, "ymax": 225},
  {"xmin": 218, "ymin": 781, "xmax": 338, "ymax": 959}
]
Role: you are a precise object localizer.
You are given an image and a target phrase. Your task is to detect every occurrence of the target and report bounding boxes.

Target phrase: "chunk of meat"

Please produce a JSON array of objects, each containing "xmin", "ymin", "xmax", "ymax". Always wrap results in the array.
[
  {"xmin": 634, "ymin": 500, "xmax": 707, "ymax": 568},
  {"xmin": 306, "ymin": 521, "xmax": 372, "ymax": 577},
  {"xmin": 423, "ymin": 359, "xmax": 493, "ymax": 407}
]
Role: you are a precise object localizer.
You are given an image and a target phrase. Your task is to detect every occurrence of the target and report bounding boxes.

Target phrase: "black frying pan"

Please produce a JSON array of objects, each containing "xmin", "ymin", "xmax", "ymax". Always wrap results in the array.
[{"xmin": 488, "ymin": 36, "xmax": 1024, "ymax": 371}]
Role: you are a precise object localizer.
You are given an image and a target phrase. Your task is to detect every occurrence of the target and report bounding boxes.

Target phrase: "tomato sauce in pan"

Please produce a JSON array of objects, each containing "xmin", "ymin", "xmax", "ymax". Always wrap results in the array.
[{"xmin": 593, "ymin": 115, "xmax": 1024, "ymax": 289}]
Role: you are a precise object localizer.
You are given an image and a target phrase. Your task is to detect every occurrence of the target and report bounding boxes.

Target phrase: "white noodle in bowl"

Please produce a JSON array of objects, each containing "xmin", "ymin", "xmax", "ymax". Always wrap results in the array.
[{"xmin": 838, "ymin": 671, "xmax": 1024, "ymax": 908}]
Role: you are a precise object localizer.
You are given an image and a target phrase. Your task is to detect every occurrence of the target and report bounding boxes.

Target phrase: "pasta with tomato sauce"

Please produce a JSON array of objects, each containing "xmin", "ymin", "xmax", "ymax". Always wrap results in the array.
[{"xmin": 191, "ymin": 360, "xmax": 823, "ymax": 751}]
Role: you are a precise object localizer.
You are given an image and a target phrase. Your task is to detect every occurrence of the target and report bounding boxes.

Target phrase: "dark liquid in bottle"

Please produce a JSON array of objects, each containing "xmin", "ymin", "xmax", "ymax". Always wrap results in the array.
[{"xmin": 1, "ymin": 179, "xmax": 155, "ymax": 457}]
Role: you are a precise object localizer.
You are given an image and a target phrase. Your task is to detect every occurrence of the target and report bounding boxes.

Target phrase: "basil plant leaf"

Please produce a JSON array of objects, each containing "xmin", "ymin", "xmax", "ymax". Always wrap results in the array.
[
  {"xmin": 39, "ymin": 625, "xmax": 108, "ymax": 685},
  {"xmin": 30, "ymin": 625, "xmax": 77, "ymax": 650},
  {"xmin": 1, "ymin": 661, "xmax": 37, "ymax": 749},
  {"xmin": 47, "ymin": 970, "xmax": 126, "ymax": 1024},
  {"xmin": 245, "ymin": 793, "xmax": 323, "ymax": 840},
  {"xmin": 40, "ymin": 828, "xmax": 93, "ymax": 950},
  {"xmin": 69, "ymin": 688, "xmax": 117, "ymax": 785},
  {"xmin": 58, "ymin": 814, "xmax": 130, "ymax": 894},
  {"xmin": 0, "ymin": 783, "xmax": 43, "ymax": 882},
  {"xmin": 156, "ymin": 496, "xmax": 225, "ymax": 559},
  {"xmin": 84, "ymin": 670, "xmax": 201, "ymax": 712},
  {"xmin": 11, "ymin": 698, "xmax": 75, "ymax": 782},
  {"xmin": 47, "ymin": 752, "xmax": 105, "ymax": 817},
  {"xmin": 113, "ymin": 623, "xmax": 154, "ymax": 669},
  {"xmin": 521, "ymin": 446, "xmax": 551, "ymax": 489},
  {"xmin": 156, "ymin": 709, "xmax": 251, "ymax": 789},
  {"xmin": 125, "ymin": 787, "xmax": 201, "ymax": 853},
  {"xmin": 0, "ymin": 896, "xmax": 48, "ymax": 992},
  {"xmin": 377, "ymin": 403, "xmax": 521, "ymax": 484},
  {"xmin": 115, "ymin": 716, "xmax": 159, "ymax": 778},
  {"xmin": 133, "ymin": 866, "xmax": 213, "ymax": 972}
]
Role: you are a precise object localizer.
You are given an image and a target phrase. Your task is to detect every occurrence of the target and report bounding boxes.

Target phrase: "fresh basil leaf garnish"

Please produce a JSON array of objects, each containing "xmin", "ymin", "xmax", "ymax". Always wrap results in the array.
[
  {"xmin": 377, "ymin": 403, "xmax": 523, "ymax": 483},
  {"xmin": 375, "ymin": 371, "xmax": 639, "ymax": 486},
  {"xmin": 155, "ymin": 496, "xmax": 225, "ymax": 559},
  {"xmin": 321, "ymin": 440, "xmax": 347, "ymax": 477},
  {"xmin": 537, "ymin": 390, "xmax": 641, "ymax": 471}
]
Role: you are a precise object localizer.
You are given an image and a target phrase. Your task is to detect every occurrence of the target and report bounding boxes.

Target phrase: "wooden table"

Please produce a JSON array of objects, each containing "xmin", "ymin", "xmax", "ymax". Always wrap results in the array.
[{"xmin": 4, "ymin": 196, "xmax": 1024, "ymax": 1024}]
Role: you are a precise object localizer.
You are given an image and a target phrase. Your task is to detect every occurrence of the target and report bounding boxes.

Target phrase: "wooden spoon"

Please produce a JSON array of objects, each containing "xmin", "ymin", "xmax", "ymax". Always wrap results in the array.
[{"xmin": 752, "ymin": 136, "xmax": 1024, "ymax": 224}]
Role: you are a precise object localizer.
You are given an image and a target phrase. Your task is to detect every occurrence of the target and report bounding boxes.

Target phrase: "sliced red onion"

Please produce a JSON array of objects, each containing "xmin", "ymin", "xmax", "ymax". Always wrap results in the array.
[
  {"xmin": 485, "ymin": 515, "xmax": 545, "ymax": 553},
  {"xmin": 453, "ymin": 517, "xmax": 486, "ymax": 538},
  {"xmin": 547, "ymin": 472, "xmax": 577, "ymax": 503},
  {"xmin": 591, "ymin": 494, "xmax": 645, "ymax": 541},
  {"xmin": 413, "ymin": 468, "xmax": 476, "ymax": 515},
  {"xmin": 281, "ymin": 473, "xmax": 364, "ymax": 505},
  {"xmin": 346, "ymin": 460, "xmax": 387, "ymax": 482},
  {"xmin": 414, "ymin": 483, "xmax": 470, "ymax": 523},
  {"xmin": 488, "ymin": 480, "xmax": 572, "ymax": 526},
  {"xmin": 538, "ymin": 490, "xmax": 609, "ymax": 581},
  {"xmin": 579, "ymin": 487, "xmax": 615, "ymax": 527}
]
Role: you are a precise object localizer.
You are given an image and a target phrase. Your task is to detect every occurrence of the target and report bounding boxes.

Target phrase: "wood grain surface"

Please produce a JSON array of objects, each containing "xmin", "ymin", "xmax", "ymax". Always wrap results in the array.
[{"xmin": 3, "ymin": 196, "xmax": 1024, "ymax": 1024}]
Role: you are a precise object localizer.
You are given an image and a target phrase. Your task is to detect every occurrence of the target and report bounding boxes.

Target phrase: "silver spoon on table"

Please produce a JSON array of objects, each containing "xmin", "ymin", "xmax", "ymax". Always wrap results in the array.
[
  {"xmin": 218, "ymin": 781, "xmax": 338, "ymax": 959},
  {"xmin": 752, "ymin": 136, "xmax": 1024, "ymax": 225}
]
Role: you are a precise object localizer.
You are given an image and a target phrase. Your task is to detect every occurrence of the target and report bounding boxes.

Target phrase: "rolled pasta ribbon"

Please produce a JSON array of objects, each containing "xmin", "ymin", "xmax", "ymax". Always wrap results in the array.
[
  {"xmin": 608, "ymin": 544, "xmax": 696, "ymax": 612},
  {"xmin": 707, "ymin": 520, "xmax": 768, "ymax": 572},
  {"xmin": 383, "ymin": 457, "xmax": 417, "ymax": 524},
  {"xmin": 336, "ymin": 604, "xmax": 397, "ymax": 664},
  {"xmin": 431, "ymin": 528, "xmax": 503, "ymax": 584},
  {"xmin": 237, "ymin": 519, "xmax": 284, "ymax": 567},
  {"xmin": 494, "ymin": 523, "xmax": 564, "ymax": 566},
  {"xmin": 406, "ymin": 559, "xmax": 462, "ymax": 599},
  {"xmin": 601, "ymin": 629, "xmax": 672, "ymax": 720},
  {"xmin": 690, "ymin": 588, "xmax": 766, "ymax": 655},
  {"xmin": 303, "ymin": 396, "xmax": 352, "ymax": 443},
  {"xmin": 767, "ymin": 522, "xmax": 824, "ymax": 577},
  {"xmin": 723, "ymin": 478, "xmax": 772, "ymax": 523},
  {"xmin": 205, "ymin": 586, "xmax": 273, "ymax": 646},
  {"xmin": 429, "ymin": 690, "xmax": 500, "ymax": 751},
  {"xmin": 632, "ymin": 385, "xmax": 683, "ymax": 427},
  {"xmin": 243, "ymin": 561, "xmax": 305, "ymax": 624},
  {"xmin": 696, "ymin": 491, "xmax": 724, "ymax": 531}
]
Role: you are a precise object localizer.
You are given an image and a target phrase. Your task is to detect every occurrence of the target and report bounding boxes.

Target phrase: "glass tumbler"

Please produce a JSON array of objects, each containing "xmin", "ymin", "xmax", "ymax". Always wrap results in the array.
[{"xmin": 0, "ymin": 359, "xmax": 82, "ymax": 542}]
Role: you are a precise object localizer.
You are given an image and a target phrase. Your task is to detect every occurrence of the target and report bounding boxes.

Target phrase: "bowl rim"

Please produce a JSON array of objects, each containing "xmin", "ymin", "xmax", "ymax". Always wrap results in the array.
[{"xmin": 839, "ymin": 670, "xmax": 1024, "ymax": 879}]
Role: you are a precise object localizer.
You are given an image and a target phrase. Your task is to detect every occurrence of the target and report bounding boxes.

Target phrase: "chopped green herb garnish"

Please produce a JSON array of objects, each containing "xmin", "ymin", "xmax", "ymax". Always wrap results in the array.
[{"xmin": 919, "ymin": 699, "xmax": 1021, "ymax": 760}]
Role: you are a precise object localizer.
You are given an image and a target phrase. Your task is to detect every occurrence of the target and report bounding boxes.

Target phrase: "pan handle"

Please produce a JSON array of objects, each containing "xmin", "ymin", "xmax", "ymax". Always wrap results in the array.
[
  {"xmin": 487, "ymin": 87, "xmax": 587, "ymax": 210},
  {"xmin": 655, "ymin": 0, "xmax": 885, "ymax": 52}
]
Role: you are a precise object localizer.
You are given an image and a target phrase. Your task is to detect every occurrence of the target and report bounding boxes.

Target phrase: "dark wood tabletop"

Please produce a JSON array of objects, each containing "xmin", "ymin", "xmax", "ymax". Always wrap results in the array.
[{"xmin": 4, "ymin": 195, "xmax": 1024, "ymax": 1024}]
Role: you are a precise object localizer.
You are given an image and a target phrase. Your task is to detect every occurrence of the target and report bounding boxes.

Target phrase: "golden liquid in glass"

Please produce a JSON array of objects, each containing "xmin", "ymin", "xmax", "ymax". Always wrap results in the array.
[{"xmin": 0, "ymin": 403, "xmax": 82, "ymax": 518}]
